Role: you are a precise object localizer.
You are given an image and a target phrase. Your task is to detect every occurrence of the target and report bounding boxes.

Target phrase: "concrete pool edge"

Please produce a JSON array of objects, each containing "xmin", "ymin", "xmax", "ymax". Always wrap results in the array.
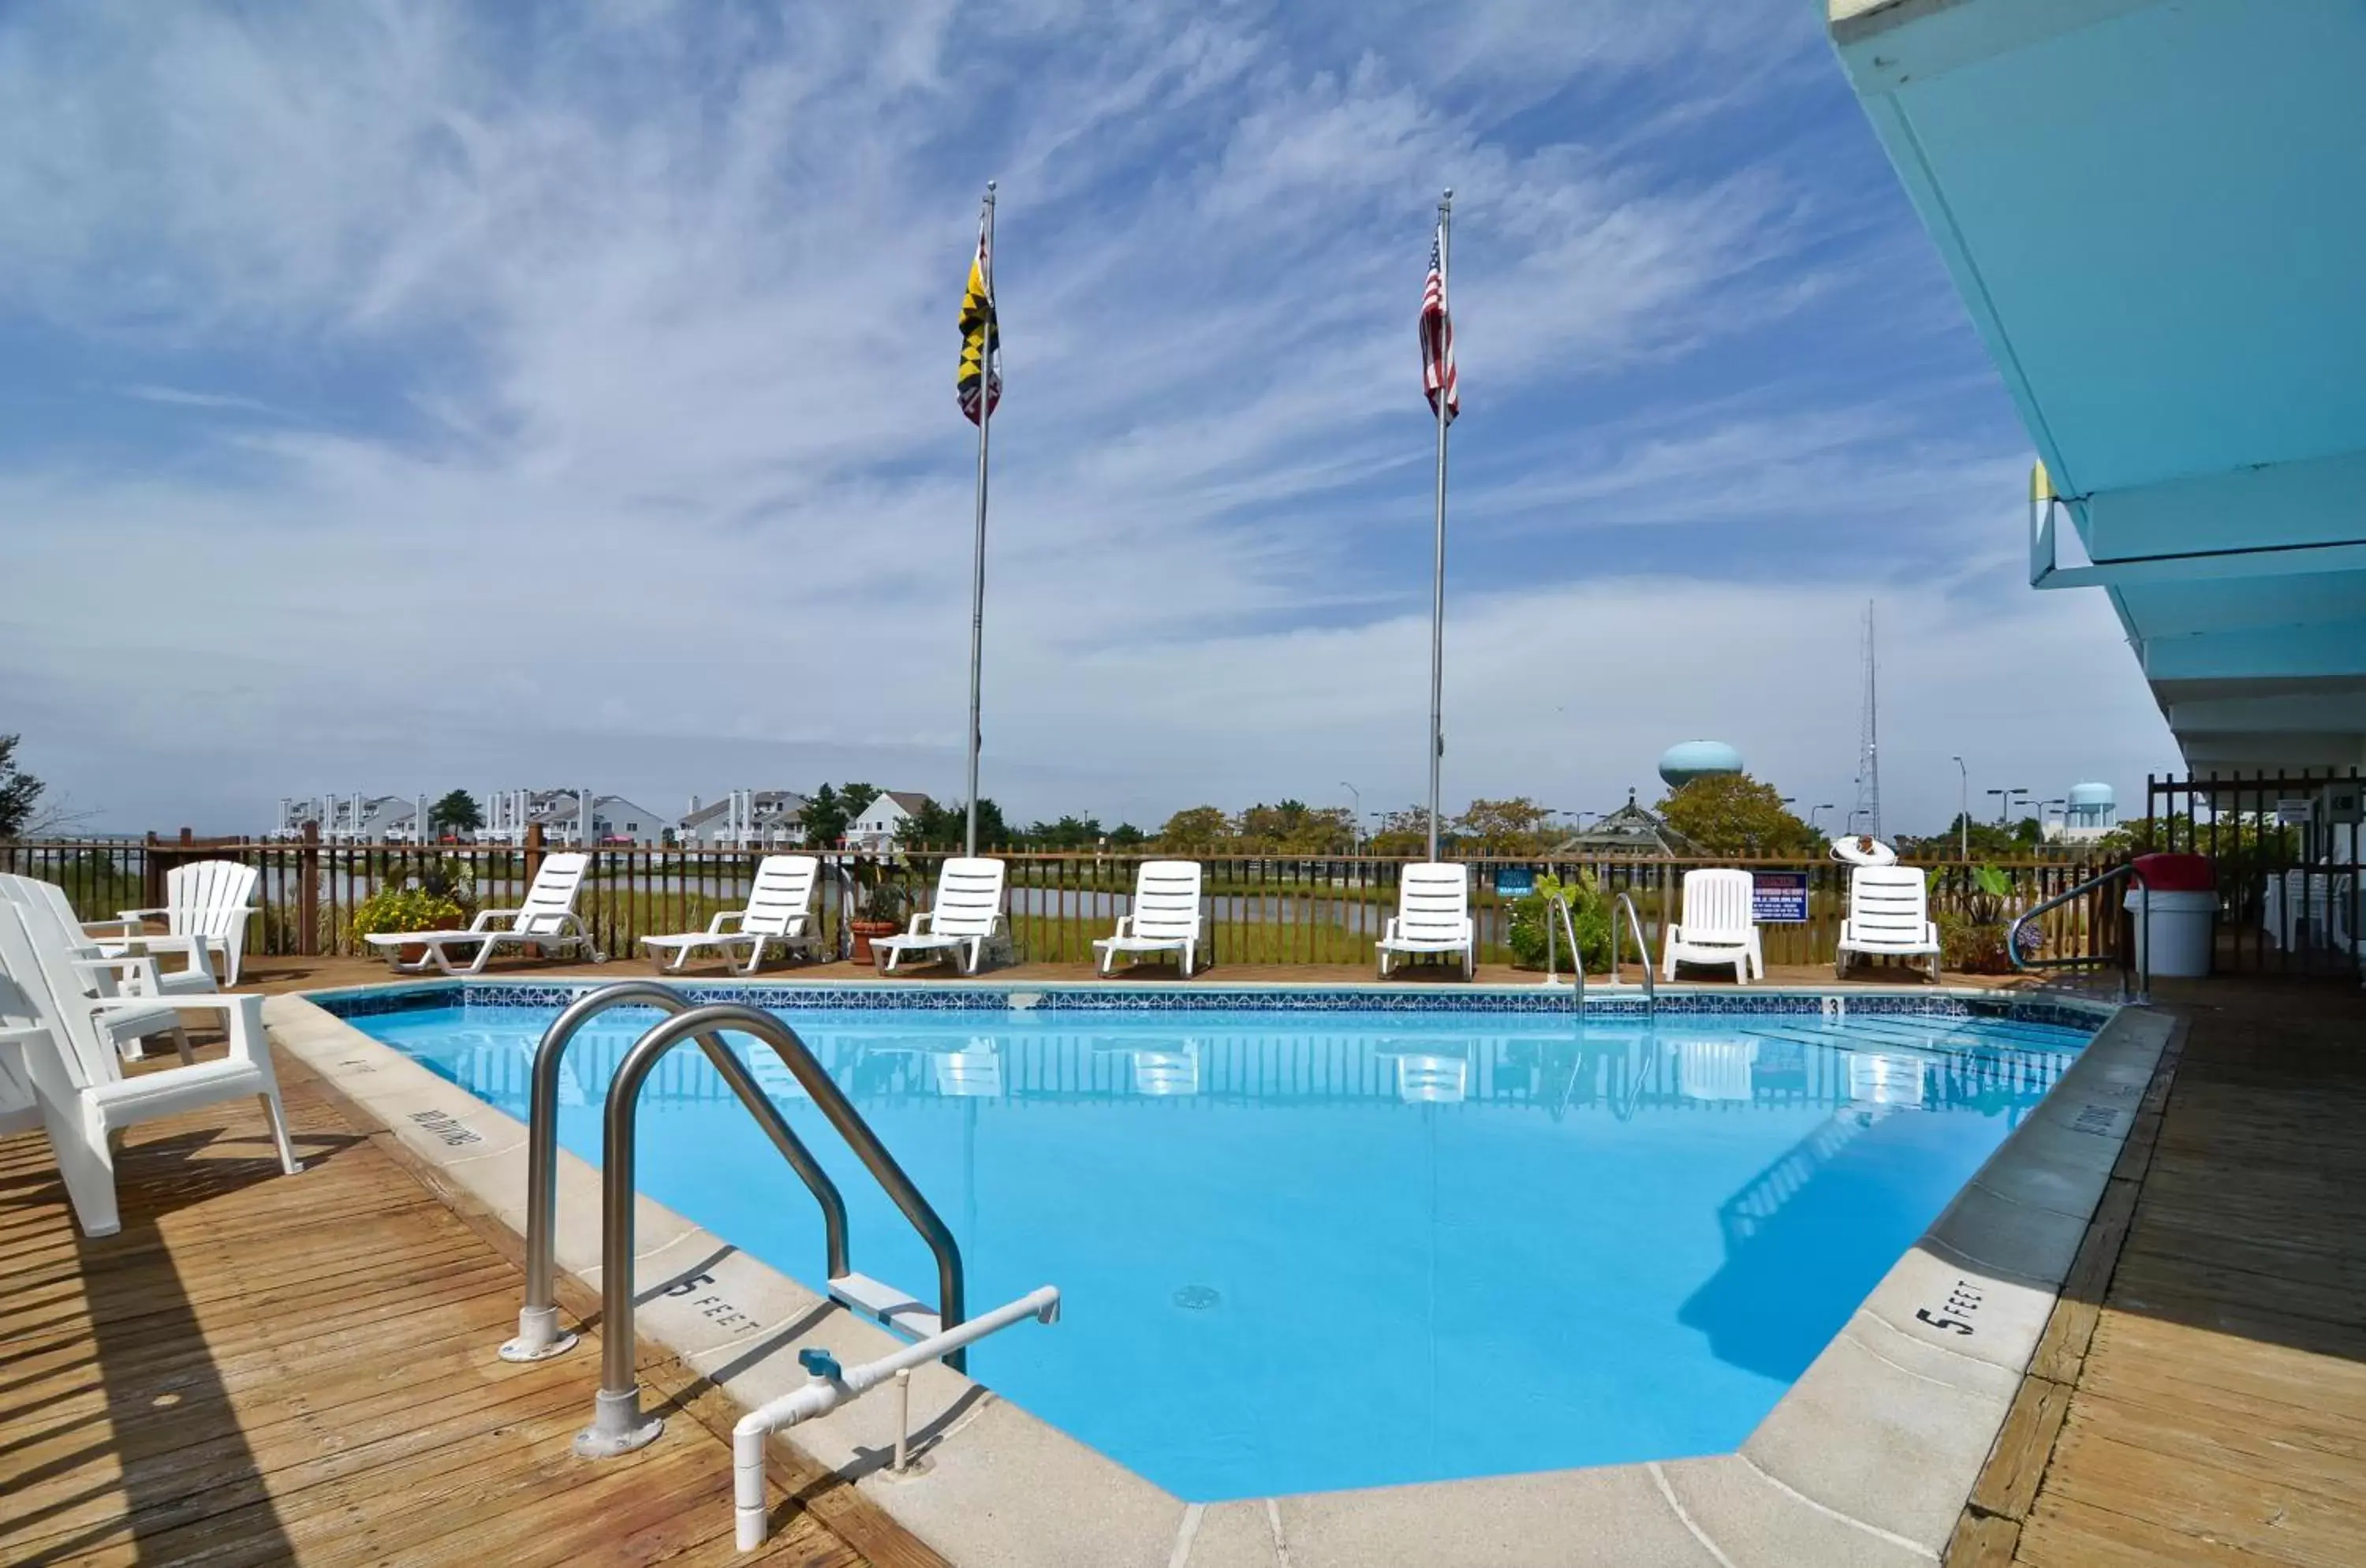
[{"xmin": 264, "ymin": 988, "xmax": 2156, "ymax": 1567}]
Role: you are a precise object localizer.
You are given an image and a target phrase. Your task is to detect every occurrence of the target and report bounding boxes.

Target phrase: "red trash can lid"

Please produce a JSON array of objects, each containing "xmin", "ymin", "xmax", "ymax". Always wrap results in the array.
[{"xmin": 2133, "ymin": 852, "xmax": 2214, "ymax": 892}]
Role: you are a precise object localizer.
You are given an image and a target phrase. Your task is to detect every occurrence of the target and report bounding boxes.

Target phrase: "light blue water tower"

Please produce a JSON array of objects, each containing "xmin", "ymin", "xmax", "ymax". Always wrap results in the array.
[
  {"xmin": 2064, "ymin": 781, "xmax": 2116, "ymax": 838},
  {"xmin": 1659, "ymin": 740, "xmax": 1745, "ymax": 789}
]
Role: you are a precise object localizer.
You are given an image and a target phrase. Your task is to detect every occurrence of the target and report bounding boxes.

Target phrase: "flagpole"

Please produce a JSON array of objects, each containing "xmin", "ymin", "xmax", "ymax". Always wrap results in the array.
[
  {"xmin": 965, "ymin": 181, "xmax": 996, "ymax": 859},
  {"xmin": 1426, "ymin": 188, "xmax": 1452, "ymax": 863}
]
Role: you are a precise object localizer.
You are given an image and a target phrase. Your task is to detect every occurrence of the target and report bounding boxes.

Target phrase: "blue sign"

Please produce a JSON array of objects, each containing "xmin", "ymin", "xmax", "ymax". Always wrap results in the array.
[
  {"xmin": 1494, "ymin": 868, "xmax": 1536, "ymax": 898},
  {"xmin": 1752, "ymin": 871, "xmax": 1809, "ymax": 923}
]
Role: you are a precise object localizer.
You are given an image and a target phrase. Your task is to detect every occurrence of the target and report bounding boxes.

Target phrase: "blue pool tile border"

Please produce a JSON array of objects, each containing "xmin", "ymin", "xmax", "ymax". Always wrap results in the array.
[{"xmin": 309, "ymin": 979, "xmax": 2107, "ymax": 1033}]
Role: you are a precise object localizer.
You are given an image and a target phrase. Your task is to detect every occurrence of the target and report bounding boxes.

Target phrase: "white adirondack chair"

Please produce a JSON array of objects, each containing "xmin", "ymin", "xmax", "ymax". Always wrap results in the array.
[
  {"xmin": 875, "ymin": 859, "xmax": 1007, "ymax": 975},
  {"xmin": 363, "ymin": 852, "xmax": 603, "ymax": 974},
  {"xmin": 1092, "ymin": 861, "xmax": 1204, "ymax": 976},
  {"xmin": 0, "ymin": 901, "xmax": 301, "ymax": 1238},
  {"xmin": 641, "ymin": 855, "xmax": 821, "ymax": 975},
  {"xmin": 0, "ymin": 875, "xmax": 198, "ymax": 1062},
  {"xmin": 2, "ymin": 875, "xmax": 218, "ymax": 999},
  {"xmin": 1375, "ymin": 863, "xmax": 1475, "ymax": 978},
  {"xmin": 88, "ymin": 859, "xmax": 260, "ymax": 986},
  {"xmin": 1661, "ymin": 868, "xmax": 1765, "ymax": 984},
  {"xmin": 1836, "ymin": 865, "xmax": 1942, "ymax": 981}
]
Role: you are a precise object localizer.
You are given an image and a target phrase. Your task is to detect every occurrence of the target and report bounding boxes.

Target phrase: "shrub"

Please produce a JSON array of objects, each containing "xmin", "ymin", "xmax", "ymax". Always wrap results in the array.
[
  {"xmin": 1506, "ymin": 871, "xmax": 1612, "ymax": 972},
  {"xmin": 351, "ymin": 886, "xmax": 465, "ymax": 946}
]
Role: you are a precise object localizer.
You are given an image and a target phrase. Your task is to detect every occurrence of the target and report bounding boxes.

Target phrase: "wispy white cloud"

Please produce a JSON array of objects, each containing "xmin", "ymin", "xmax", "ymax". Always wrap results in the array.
[{"xmin": 0, "ymin": 0, "xmax": 2173, "ymax": 832}]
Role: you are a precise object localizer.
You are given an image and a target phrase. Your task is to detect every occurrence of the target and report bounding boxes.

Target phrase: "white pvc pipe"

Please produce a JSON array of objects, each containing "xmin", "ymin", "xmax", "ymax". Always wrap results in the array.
[{"xmin": 732, "ymin": 1286, "xmax": 1059, "ymax": 1551}]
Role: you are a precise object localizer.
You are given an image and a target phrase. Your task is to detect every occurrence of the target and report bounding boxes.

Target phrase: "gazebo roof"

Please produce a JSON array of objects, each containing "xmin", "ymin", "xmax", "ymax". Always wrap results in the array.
[{"xmin": 1554, "ymin": 790, "xmax": 1700, "ymax": 857}]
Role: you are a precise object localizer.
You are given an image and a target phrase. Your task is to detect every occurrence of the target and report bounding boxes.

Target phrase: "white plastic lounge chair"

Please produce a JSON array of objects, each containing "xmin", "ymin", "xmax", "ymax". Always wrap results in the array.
[
  {"xmin": 0, "ymin": 875, "xmax": 198, "ymax": 1063},
  {"xmin": 1375, "ymin": 863, "xmax": 1475, "ymax": 978},
  {"xmin": 875, "ymin": 859, "xmax": 1006, "ymax": 976},
  {"xmin": 364, "ymin": 852, "xmax": 603, "ymax": 974},
  {"xmin": 1835, "ymin": 865, "xmax": 1942, "ymax": 981},
  {"xmin": 1661, "ymin": 868, "xmax": 1765, "ymax": 984},
  {"xmin": 2, "ymin": 875, "xmax": 218, "ymax": 999},
  {"xmin": 1092, "ymin": 861, "xmax": 1203, "ymax": 976},
  {"xmin": 0, "ymin": 901, "xmax": 301, "ymax": 1238},
  {"xmin": 640, "ymin": 855, "xmax": 819, "ymax": 975},
  {"xmin": 85, "ymin": 859, "xmax": 260, "ymax": 986}
]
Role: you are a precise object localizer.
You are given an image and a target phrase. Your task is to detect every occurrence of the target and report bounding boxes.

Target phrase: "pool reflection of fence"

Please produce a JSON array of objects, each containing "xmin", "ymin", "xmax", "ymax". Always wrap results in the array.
[{"xmin": 419, "ymin": 1019, "xmax": 2078, "ymax": 1121}]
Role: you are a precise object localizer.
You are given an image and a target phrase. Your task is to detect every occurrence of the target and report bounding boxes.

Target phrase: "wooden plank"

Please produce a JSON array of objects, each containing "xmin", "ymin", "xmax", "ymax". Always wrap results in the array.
[
  {"xmin": 0, "ymin": 1062, "xmax": 907, "ymax": 1568},
  {"xmin": 1968, "ymin": 1376, "xmax": 2073, "ymax": 1523}
]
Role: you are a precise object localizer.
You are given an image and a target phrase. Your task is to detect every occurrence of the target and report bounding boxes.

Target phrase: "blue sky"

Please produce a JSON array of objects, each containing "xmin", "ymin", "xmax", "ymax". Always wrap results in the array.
[{"xmin": 0, "ymin": 0, "xmax": 2174, "ymax": 835}]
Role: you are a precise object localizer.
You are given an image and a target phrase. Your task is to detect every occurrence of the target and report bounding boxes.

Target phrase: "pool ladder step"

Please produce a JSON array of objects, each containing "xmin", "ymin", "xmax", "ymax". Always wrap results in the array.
[{"xmin": 829, "ymin": 1271, "xmax": 942, "ymax": 1339}]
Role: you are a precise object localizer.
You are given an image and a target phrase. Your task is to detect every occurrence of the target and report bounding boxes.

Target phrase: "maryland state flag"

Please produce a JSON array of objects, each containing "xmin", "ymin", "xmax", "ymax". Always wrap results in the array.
[{"xmin": 957, "ymin": 205, "xmax": 1001, "ymax": 425}]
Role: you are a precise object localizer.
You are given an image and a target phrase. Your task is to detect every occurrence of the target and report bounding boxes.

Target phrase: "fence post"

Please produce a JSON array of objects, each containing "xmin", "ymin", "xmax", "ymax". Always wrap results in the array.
[
  {"xmin": 298, "ymin": 821, "xmax": 321, "ymax": 958},
  {"xmin": 524, "ymin": 822, "xmax": 546, "ymax": 885}
]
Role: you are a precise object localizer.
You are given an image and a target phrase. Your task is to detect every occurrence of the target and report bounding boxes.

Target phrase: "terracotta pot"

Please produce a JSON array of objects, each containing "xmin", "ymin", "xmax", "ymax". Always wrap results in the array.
[{"xmin": 849, "ymin": 920, "xmax": 899, "ymax": 965}]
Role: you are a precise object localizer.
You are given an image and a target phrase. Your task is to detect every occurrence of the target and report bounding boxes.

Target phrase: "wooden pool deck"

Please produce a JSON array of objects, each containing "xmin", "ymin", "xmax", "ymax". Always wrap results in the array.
[
  {"xmin": 0, "ymin": 1043, "xmax": 943, "ymax": 1568},
  {"xmin": 1948, "ymin": 976, "xmax": 2366, "ymax": 1567},
  {"xmin": 7, "ymin": 961, "xmax": 2359, "ymax": 1566}
]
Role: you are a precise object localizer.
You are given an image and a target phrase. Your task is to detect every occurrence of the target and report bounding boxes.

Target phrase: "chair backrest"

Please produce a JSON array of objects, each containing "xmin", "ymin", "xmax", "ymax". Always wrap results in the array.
[
  {"xmin": 1679, "ymin": 869, "xmax": 1756, "ymax": 938},
  {"xmin": 741, "ymin": 856, "xmax": 819, "ymax": 937},
  {"xmin": 163, "ymin": 861, "xmax": 260, "ymax": 940},
  {"xmin": 1849, "ymin": 865, "xmax": 1930, "ymax": 939},
  {"xmin": 1394, "ymin": 1053, "xmax": 1468, "ymax": 1103},
  {"xmin": 0, "ymin": 876, "xmax": 129, "ymax": 1010},
  {"xmin": 1394, "ymin": 863, "xmax": 1470, "ymax": 939},
  {"xmin": 0, "ymin": 901, "xmax": 113, "ymax": 1093},
  {"xmin": 0, "ymin": 875, "xmax": 84, "ymax": 937},
  {"xmin": 927, "ymin": 858, "xmax": 1006, "ymax": 938},
  {"xmin": 517, "ymin": 853, "xmax": 591, "ymax": 935},
  {"xmin": 1129, "ymin": 861, "xmax": 1203, "ymax": 940}
]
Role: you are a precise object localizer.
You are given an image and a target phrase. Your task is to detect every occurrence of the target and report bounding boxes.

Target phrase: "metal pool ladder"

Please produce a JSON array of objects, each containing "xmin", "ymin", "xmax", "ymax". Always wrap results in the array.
[
  {"xmin": 2008, "ymin": 861, "xmax": 2153, "ymax": 1003},
  {"xmin": 1539, "ymin": 887, "xmax": 1655, "ymax": 1017},
  {"xmin": 494, "ymin": 981, "xmax": 1051, "ymax": 1464}
]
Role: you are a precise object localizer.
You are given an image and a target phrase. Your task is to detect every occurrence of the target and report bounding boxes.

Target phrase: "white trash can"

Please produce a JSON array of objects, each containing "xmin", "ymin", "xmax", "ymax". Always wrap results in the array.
[{"xmin": 2125, "ymin": 888, "xmax": 2215, "ymax": 978}]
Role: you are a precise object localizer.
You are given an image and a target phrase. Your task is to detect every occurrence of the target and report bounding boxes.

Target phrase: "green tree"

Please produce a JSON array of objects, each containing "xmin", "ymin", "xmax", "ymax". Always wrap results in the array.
[
  {"xmin": 1233, "ymin": 800, "xmax": 1354, "ymax": 853},
  {"xmin": 899, "ymin": 797, "xmax": 1011, "ymax": 849},
  {"xmin": 799, "ymin": 784, "xmax": 848, "ymax": 847},
  {"xmin": 1158, "ymin": 805, "xmax": 1231, "ymax": 853},
  {"xmin": 1454, "ymin": 796, "xmax": 1556, "ymax": 856},
  {"xmin": 428, "ymin": 789, "xmax": 483, "ymax": 834},
  {"xmin": 0, "ymin": 734, "xmax": 43, "ymax": 838},
  {"xmin": 1026, "ymin": 814, "xmax": 1103, "ymax": 849},
  {"xmin": 1108, "ymin": 823, "xmax": 1146, "ymax": 847},
  {"xmin": 838, "ymin": 782, "xmax": 881, "ymax": 820},
  {"xmin": 1366, "ymin": 806, "xmax": 1435, "ymax": 858},
  {"xmin": 1659, "ymin": 774, "xmax": 1819, "ymax": 857}
]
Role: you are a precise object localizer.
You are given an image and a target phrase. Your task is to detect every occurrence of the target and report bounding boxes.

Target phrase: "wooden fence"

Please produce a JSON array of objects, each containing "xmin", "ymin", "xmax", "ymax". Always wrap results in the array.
[{"xmin": 0, "ymin": 829, "xmax": 2128, "ymax": 975}]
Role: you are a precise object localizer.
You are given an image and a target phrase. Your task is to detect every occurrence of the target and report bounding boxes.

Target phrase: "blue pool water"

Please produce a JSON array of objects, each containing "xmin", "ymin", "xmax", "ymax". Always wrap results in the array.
[{"xmin": 356, "ymin": 999, "xmax": 2089, "ymax": 1500}]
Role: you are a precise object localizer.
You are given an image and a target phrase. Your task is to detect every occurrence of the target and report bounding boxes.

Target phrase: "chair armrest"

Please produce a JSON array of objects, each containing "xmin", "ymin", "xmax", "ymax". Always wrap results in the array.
[
  {"xmin": 1382, "ymin": 917, "xmax": 1401, "ymax": 943},
  {"xmin": 74, "ymin": 954, "xmax": 168, "ymax": 995},
  {"xmin": 471, "ymin": 908, "xmax": 521, "ymax": 933},
  {"xmin": 82, "ymin": 916, "xmax": 147, "ymax": 936},
  {"xmin": 906, "ymin": 912, "xmax": 935, "ymax": 935},
  {"xmin": 705, "ymin": 910, "xmax": 746, "ymax": 935},
  {"xmin": 1110, "ymin": 914, "xmax": 1133, "ymax": 939},
  {"xmin": 1461, "ymin": 918, "xmax": 1476, "ymax": 944},
  {"xmin": 116, "ymin": 907, "xmax": 169, "ymax": 922}
]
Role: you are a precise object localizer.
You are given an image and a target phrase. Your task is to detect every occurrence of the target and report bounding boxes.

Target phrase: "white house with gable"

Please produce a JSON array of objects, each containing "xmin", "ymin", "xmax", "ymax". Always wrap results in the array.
[{"xmin": 845, "ymin": 791, "xmax": 933, "ymax": 851}]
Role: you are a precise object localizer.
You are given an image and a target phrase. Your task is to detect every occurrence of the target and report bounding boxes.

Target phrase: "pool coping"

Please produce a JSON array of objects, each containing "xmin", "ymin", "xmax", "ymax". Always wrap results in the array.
[{"xmin": 263, "ymin": 983, "xmax": 2162, "ymax": 1567}]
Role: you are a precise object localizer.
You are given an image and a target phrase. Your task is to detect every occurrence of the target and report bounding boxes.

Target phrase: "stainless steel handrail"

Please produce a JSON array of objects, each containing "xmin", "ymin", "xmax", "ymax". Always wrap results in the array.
[
  {"xmin": 1540, "ymin": 887, "xmax": 1584, "ymax": 999},
  {"xmin": 1607, "ymin": 891, "xmax": 1657, "ymax": 1014},
  {"xmin": 2008, "ymin": 861, "xmax": 2151, "ymax": 1003},
  {"xmin": 501, "ymin": 981, "xmax": 850, "ymax": 1364},
  {"xmin": 577, "ymin": 1002, "xmax": 967, "ymax": 1459}
]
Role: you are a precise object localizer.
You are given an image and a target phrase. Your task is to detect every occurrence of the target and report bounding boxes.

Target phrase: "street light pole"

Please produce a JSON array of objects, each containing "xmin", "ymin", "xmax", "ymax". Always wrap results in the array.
[
  {"xmin": 1951, "ymin": 756, "xmax": 1969, "ymax": 861},
  {"xmin": 1340, "ymin": 782, "xmax": 1362, "ymax": 854}
]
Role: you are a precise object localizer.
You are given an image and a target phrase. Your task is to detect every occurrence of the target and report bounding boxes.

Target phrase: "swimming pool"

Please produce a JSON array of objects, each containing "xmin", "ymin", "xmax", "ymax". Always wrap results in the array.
[{"xmin": 346, "ymin": 991, "xmax": 2092, "ymax": 1502}]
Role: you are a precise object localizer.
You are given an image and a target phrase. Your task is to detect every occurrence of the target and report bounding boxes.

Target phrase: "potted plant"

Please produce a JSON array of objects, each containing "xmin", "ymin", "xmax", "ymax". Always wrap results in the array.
[
  {"xmin": 849, "ymin": 868, "xmax": 912, "ymax": 965},
  {"xmin": 1935, "ymin": 864, "xmax": 2023, "ymax": 974},
  {"xmin": 352, "ymin": 886, "xmax": 467, "ymax": 965}
]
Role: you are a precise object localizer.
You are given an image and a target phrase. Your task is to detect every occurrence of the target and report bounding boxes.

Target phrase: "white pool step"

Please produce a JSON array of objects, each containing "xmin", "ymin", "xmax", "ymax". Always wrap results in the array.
[{"xmin": 829, "ymin": 1272, "xmax": 942, "ymax": 1339}]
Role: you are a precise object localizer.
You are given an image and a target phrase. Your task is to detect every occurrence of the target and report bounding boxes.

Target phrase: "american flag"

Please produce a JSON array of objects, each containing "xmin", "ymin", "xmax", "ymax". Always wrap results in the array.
[{"xmin": 1420, "ymin": 229, "xmax": 1458, "ymax": 424}]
